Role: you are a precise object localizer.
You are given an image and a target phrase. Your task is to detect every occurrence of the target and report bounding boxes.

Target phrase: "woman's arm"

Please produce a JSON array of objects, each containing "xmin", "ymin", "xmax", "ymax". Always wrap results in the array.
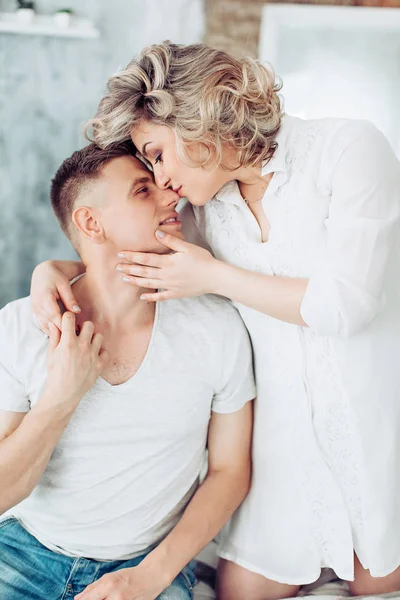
[
  {"xmin": 31, "ymin": 260, "xmax": 85, "ymax": 333},
  {"xmin": 213, "ymin": 263, "xmax": 308, "ymax": 325},
  {"xmin": 117, "ymin": 122, "xmax": 400, "ymax": 336},
  {"xmin": 300, "ymin": 122, "xmax": 400, "ymax": 336},
  {"xmin": 116, "ymin": 236, "xmax": 308, "ymax": 325}
]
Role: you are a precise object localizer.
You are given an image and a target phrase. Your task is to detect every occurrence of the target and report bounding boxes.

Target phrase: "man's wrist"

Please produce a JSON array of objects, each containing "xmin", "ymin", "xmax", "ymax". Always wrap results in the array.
[
  {"xmin": 138, "ymin": 544, "xmax": 176, "ymax": 589},
  {"xmin": 35, "ymin": 388, "xmax": 81, "ymax": 422}
]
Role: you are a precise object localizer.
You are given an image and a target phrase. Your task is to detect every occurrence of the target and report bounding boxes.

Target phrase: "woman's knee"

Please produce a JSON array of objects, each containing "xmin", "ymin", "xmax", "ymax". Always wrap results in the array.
[{"xmin": 216, "ymin": 558, "xmax": 300, "ymax": 600}]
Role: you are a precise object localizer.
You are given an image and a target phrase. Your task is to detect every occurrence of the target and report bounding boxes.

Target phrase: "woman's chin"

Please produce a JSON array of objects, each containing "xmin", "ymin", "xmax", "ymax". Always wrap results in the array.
[{"xmin": 187, "ymin": 196, "xmax": 213, "ymax": 207}]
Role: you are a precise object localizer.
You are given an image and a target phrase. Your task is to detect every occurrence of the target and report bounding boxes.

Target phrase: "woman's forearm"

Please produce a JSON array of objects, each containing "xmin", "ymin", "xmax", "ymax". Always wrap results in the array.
[
  {"xmin": 50, "ymin": 259, "xmax": 85, "ymax": 281},
  {"xmin": 212, "ymin": 261, "xmax": 308, "ymax": 326}
]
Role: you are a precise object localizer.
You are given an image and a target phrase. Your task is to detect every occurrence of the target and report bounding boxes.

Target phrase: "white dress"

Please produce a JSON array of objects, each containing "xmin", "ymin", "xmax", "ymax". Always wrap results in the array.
[{"xmin": 184, "ymin": 115, "xmax": 400, "ymax": 584}]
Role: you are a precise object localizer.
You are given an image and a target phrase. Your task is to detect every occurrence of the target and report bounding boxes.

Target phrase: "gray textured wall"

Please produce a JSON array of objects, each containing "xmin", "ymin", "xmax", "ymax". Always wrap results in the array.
[{"xmin": 0, "ymin": 0, "xmax": 204, "ymax": 308}]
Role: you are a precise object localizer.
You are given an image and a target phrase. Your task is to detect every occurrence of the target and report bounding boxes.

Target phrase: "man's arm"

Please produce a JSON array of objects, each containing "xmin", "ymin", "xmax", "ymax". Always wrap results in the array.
[
  {"xmin": 0, "ymin": 402, "xmax": 79, "ymax": 515},
  {"xmin": 75, "ymin": 401, "xmax": 253, "ymax": 600},
  {"xmin": 0, "ymin": 313, "xmax": 107, "ymax": 516},
  {"xmin": 143, "ymin": 401, "xmax": 253, "ymax": 584}
]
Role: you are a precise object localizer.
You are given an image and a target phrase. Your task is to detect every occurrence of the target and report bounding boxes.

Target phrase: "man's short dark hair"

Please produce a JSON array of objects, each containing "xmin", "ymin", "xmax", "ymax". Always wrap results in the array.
[{"xmin": 50, "ymin": 140, "xmax": 136, "ymax": 241}]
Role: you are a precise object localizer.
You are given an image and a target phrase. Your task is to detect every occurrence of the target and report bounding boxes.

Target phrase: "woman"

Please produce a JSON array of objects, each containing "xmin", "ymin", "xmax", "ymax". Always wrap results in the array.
[{"xmin": 32, "ymin": 42, "xmax": 400, "ymax": 599}]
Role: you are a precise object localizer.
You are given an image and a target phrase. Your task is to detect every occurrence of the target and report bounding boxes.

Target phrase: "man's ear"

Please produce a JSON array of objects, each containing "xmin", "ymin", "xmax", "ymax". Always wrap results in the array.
[{"xmin": 72, "ymin": 206, "xmax": 105, "ymax": 244}]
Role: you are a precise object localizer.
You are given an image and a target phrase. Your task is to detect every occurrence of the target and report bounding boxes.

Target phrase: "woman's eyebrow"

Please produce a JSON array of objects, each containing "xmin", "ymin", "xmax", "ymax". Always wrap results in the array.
[{"xmin": 141, "ymin": 142, "xmax": 152, "ymax": 157}]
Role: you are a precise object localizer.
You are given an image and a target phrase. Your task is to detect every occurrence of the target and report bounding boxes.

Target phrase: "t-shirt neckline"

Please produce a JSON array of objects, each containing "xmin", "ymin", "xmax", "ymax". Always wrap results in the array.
[{"xmin": 97, "ymin": 300, "xmax": 160, "ymax": 392}]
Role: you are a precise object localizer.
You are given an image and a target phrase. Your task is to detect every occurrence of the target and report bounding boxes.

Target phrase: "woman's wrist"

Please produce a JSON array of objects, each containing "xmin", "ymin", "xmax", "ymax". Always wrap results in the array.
[
  {"xmin": 208, "ymin": 260, "xmax": 236, "ymax": 297},
  {"xmin": 52, "ymin": 259, "xmax": 85, "ymax": 280}
]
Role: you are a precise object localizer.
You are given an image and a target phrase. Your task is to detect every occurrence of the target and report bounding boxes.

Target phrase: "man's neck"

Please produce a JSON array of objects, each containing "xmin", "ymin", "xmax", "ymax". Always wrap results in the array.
[{"xmin": 72, "ymin": 263, "xmax": 155, "ymax": 333}]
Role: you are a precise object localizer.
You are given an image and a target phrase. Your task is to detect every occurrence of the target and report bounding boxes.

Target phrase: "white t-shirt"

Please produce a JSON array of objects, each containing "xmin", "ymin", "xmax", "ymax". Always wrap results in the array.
[{"xmin": 0, "ymin": 294, "xmax": 255, "ymax": 561}]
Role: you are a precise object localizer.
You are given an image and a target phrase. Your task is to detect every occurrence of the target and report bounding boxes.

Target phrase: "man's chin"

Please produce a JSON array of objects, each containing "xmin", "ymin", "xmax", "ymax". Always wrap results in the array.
[{"xmin": 156, "ymin": 230, "xmax": 185, "ymax": 252}]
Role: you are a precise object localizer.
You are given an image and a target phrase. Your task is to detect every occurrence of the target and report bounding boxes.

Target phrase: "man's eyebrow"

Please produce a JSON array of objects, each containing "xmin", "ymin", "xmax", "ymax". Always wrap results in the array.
[
  {"xmin": 141, "ymin": 142, "xmax": 152, "ymax": 157},
  {"xmin": 127, "ymin": 176, "xmax": 153, "ymax": 198}
]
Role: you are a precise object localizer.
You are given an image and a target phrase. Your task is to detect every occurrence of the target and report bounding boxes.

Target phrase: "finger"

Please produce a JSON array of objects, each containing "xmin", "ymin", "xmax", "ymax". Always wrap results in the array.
[
  {"xmin": 74, "ymin": 582, "xmax": 107, "ymax": 600},
  {"xmin": 61, "ymin": 312, "xmax": 77, "ymax": 340},
  {"xmin": 47, "ymin": 322, "xmax": 61, "ymax": 351},
  {"xmin": 74, "ymin": 582, "xmax": 96, "ymax": 599},
  {"xmin": 117, "ymin": 251, "xmax": 164, "ymax": 268},
  {"xmin": 116, "ymin": 264, "xmax": 162, "ymax": 279},
  {"xmin": 155, "ymin": 230, "xmax": 188, "ymax": 251},
  {"xmin": 58, "ymin": 281, "xmax": 81, "ymax": 314},
  {"xmin": 79, "ymin": 321, "xmax": 95, "ymax": 344},
  {"xmin": 121, "ymin": 276, "xmax": 159, "ymax": 289},
  {"xmin": 91, "ymin": 333, "xmax": 104, "ymax": 355},
  {"xmin": 43, "ymin": 297, "xmax": 63, "ymax": 331},
  {"xmin": 140, "ymin": 290, "xmax": 174, "ymax": 302},
  {"xmin": 38, "ymin": 317, "xmax": 51, "ymax": 337}
]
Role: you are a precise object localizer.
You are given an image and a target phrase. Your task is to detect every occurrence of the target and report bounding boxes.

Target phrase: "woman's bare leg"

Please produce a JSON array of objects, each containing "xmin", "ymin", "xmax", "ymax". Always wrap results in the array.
[
  {"xmin": 217, "ymin": 559, "xmax": 300, "ymax": 600},
  {"xmin": 349, "ymin": 553, "xmax": 400, "ymax": 596}
]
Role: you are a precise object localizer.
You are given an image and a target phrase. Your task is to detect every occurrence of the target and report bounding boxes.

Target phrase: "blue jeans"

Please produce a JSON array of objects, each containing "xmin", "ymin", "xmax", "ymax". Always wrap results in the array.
[{"xmin": 0, "ymin": 517, "xmax": 196, "ymax": 599}]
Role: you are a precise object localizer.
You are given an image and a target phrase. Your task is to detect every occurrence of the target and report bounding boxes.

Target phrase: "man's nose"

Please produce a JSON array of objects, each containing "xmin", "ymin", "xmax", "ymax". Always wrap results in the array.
[{"xmin": 158, "ymin": 187, "xmax": 179, "ymax": 208}]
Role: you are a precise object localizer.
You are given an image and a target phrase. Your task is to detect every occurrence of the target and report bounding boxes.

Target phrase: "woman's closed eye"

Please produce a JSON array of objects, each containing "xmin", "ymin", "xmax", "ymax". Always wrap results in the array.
[{"xmin": 154, "ymin": 153, "xmax": 163, "ymax": 165}]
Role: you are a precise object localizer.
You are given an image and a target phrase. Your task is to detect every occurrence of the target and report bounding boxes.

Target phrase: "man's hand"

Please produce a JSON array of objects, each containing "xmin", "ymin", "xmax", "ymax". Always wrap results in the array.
[
  {"xmin": 41, "ymin": 312, "xmax": 108, "ymax": 414},
  {"xmin": 116, "ymin": 231, "xmax": 220, "ymax": 302},
  {"xmin": 74, "ymin": 564, "xmax": 168, "ymax": 600}
]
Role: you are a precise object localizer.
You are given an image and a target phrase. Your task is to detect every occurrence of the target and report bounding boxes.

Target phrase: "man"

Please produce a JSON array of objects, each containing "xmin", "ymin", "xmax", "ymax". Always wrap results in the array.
[{"xmin": 0, "ymin": 142, "xmax": 254, "ymax": 600}]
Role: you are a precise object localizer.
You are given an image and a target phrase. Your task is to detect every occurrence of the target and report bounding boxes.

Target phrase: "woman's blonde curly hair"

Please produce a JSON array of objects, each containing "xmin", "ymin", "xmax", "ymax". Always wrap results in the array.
[{"xmin": 87, "ymin": 41, "xmax": 283, "ymax": 170}]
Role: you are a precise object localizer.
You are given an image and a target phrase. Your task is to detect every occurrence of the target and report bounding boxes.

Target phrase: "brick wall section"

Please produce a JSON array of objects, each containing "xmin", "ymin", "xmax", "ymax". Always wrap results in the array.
[{"xmin": 205, "ymin": 0, "xmax": 400, "ymax": 57}]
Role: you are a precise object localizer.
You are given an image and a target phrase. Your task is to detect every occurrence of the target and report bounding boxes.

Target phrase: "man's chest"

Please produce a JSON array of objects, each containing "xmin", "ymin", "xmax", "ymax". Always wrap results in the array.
[
  {"xmin": 94, "ymin": 325, "xmax": 154, "ymax": 386},
  {"xmin": 101, "ymin": 341, "xmax": 147, "ymax": 386}
]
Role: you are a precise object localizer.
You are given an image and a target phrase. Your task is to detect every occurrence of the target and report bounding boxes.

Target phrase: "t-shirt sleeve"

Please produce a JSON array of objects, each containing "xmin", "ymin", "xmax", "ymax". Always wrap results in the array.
[
  {"xmin": 0, "ymin": 310, "xmax": 30, "ymax": 413},
  {"xmin": 212, "ymin": 306, "xmax": 256, "ymax": 414}
]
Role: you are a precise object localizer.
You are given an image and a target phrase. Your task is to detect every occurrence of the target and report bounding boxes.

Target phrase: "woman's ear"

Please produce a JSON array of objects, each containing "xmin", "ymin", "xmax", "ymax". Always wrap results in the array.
[{"xmin": 72, "ymin": 206, "xmax": 105, "ymax": 244}]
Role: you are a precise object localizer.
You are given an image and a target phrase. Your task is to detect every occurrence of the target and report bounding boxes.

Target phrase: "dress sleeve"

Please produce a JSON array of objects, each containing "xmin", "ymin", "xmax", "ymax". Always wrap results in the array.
[
  {"xmin": 212, "ymin": 306, "xmax": 256, "ymax": 414},
  {"xmin": 300, "ymin": 122, "xmax": 400, "ymax": 337}
]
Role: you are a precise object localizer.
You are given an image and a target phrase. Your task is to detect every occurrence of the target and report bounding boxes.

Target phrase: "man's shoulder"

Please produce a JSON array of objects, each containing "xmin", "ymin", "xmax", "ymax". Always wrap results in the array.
[
  {"xmin": 166, "ymin": 294, "xmax": 244, "ymax": 333},
  {"xmin": 0, "ymin": 296, "xmax": 43, "ymax": 341}
]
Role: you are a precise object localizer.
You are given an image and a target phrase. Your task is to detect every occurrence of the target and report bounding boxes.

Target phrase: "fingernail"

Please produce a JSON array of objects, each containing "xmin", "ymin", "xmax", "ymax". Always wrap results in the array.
[
  {"xmin": 156, "ymin": 230, "xmax": 165, "ymax": 238},
  {"xmin": 72, "ymin": 305, "xmax": 81, "ymax": 313},
  {"xmin": 140, "ymin": 295, "xmax": 147, "ymax": 301},
  {"xmin": 122, "ymin": 276, "xmax": 131, "ymax": 282},
  {"xmin": 118, "ymin": 252, "xmax": 125, "ymax": 258},
  {"xmin": 116, "ymin": 266, "xmax": 124, "ymax": 272}
]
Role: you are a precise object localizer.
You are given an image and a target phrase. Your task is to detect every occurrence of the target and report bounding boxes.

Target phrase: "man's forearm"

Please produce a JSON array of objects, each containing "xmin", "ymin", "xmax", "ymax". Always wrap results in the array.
[
  {"xmin": 0, "ymin": 395, "xmax": 75, "ymax": 515},
  {"xmin": 211, "ymin": 260, "xmax": 308, "ymax": 326},
  {"xmin": 140, "ymin": 467, "xmax": 251, "ymax": 587}
]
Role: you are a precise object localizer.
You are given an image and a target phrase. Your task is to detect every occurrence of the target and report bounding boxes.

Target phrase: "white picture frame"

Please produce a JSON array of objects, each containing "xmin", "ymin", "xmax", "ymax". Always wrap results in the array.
[{"xmin": 259, "ymin": 3, "xmax": 400, "ymax": 157}]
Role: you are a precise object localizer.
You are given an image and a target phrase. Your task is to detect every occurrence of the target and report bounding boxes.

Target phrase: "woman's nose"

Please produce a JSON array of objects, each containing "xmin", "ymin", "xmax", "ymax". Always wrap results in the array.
[{"xmin": 155, "ymin": 169, "xmax": 171, "ymax": 190}]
